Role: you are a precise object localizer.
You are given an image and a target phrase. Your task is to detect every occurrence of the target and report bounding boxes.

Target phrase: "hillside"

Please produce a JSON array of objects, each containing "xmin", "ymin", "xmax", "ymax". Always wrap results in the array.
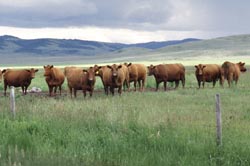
[{"xmin": 1, "ymin": 34, "xmax": 250, "ymax": 66}]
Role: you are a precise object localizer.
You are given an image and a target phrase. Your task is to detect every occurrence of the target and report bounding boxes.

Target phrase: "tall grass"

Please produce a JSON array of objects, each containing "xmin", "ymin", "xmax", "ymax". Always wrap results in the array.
[{"xmin": 0, "ymin": 67, "xmax": 250, "ymax": 165}]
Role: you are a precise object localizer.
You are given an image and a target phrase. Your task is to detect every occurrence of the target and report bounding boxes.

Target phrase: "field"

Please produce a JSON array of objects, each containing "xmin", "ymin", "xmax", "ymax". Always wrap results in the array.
[{"xmin": 0, "ymin": 64, "xmax": 250, "ymax": 166}]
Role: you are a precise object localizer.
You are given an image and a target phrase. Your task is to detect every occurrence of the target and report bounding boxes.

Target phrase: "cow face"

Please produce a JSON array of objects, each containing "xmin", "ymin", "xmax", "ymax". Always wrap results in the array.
[
  {"xmin": 147, "ymin": 65, "xmax": 156, "ymax": 76},
  {"xmin": 237, "ymin": 62, "xmax": 247, "ymax": 72},
  {"xmin": 107, "ymin": 64, "xmax": 122, "ymax": 78},
  {"xmin": 195, "ymin": 64, "xmax": 206, "ymax": 76},
  {"xmin": 26, "ymin": 68, "xmax": 39, "ymax": 79},
  {"xmin": 43, "ymin": 65, "xmax": 54, "ymax": 77},
  {"xmin": 83, "ymin": 67, "xmax": 96, "ymax": 84}
]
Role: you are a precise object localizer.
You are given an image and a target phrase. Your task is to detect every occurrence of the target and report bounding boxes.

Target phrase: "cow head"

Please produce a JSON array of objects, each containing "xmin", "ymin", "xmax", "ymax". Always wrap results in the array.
[
  {"xmin": 83, "ymin": 67, "xmax": 96, "ymax": 84},
  {"xmin": 107, "ymin": 64, "xmax": 122, "ymax": 78},
  {"xmin": 26, "ymin": 68, "xmax": 39, "ymax": 79},
  {"xmin": 195, "ymin": 64, "xmax": 206, "ymax": 76},
  {"xmin": 43, "ymin": 65, "xmax": 54, "ymax": 77},
  {"xmin": 147, "ymin": 64, "xmax": 156, "ymax": 76},
  {"xmin": 237, "ymin": 62, "xmax": 247, "ymax": 72}
]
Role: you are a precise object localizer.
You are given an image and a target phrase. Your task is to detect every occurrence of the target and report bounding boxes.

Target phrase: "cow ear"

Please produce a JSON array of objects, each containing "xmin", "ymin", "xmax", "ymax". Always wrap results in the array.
[
  {"xmin": 242, "ymin": 62, "xmax": 245, "ymax": 66},
  {"xmin": 107, "ymin": 65, "xmax": 112, "ymax": 69},
  {"xmin": 127, "ymin": 63, "xmax": 132, "ymax": 67},
  {"xmin": 50, "ymin": 65, "xmax": 54, "ymax": 69},
  {"xmin": 83, "ymin": 69, "xmax": 88, "ymax": 74},
  {"xmin": 2, "ymin": 69, "xmax": 6, "ymax": 73},
  {"xmin": 118, "ymin": 65, "xmax": 122, "ymax": 69},
  {"xmin": 43, "ymin": 66, "xmax": 46, "ymax": 68},
  {"xmin": 35, "ymin": 69, "xmax": 39, "ymax": 72},
  {"xmin": 203, "ymin": 65, "xmax": 206, "ymax": 68},
  {"xmin": 195, "ymin": 65, "xmax": 198, "ymax": 68},
  {"xmin": 25, "ymin": 69, "xmax": 31, "ymax": 73}
]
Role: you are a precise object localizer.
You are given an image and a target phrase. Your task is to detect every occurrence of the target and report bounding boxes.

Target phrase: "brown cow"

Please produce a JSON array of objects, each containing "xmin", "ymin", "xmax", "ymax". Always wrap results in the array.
[
  {"xmin": 64, "ymin": 66, "xmax": 84, "ymax": 98},
  {"xmin": 82, "ymin": 67, "xmax": 97, "ymax": 97},
  {"xmin": 94, "ymin": 65, "xmax": 109, "ymax": 94},
  {"xmin": 44, "ymin": 65, "xmax": 65, "ymax": 96},
  {"xmin": 120, "ymin": 64, "xmax": 130, "ymax": 91},
  {"xmin": 3, "ymin": 68, "xmax": 38, "ymax": 96},
  {"xmin": 124, "ymin": 63, "xmax": 147, "ymax": 91},
  {"xmin": 148, "ymin": 64, "xmax": 185, "ymax": 91},
  {"xmin": 102, "ymin": 64, "xmax": 126, "ymax": 95},
  {"xmin": 195, "ymin": 64, "xmax": 222, "ymax": 88},
  {"xmin": 221, "ymin": 61, "xmax": 247, "ymax": 87}
]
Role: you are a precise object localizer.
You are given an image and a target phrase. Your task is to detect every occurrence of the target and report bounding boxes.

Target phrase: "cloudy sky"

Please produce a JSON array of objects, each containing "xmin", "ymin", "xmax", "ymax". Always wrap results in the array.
[{"xmin": 0, "ymin": 0, "xmax": 249, "ymax": 43}]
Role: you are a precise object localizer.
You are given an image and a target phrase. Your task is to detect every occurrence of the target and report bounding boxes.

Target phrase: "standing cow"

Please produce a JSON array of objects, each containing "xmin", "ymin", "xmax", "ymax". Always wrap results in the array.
[
  {"xmin": 221, "ymin": 61, "xmax": 247, "ymax": 87},
  {"xmin": 64, "ymin": 66, "xmax": 84, "ymax": 98},
  {"xmin": 82, "ymin": 67, "xmax": 97, "ymax": 97},
  {"xmin": 94, "ymin": 65, "xmax": 109, "ymax": 94},
  {"xmin": 3, "ymin": 68, "xmax": 39, "ymax": 96},
  {"xmin": 195, "ymin": 64, "xmax": 222, "ymax": 88},
  {"xmin": 148, "ymin": 64, "xmax": 185, "ymax": 91},
  {"xmin": 124, "ymin": 63, "xmax": 147, "ymax": 91},
  {"xmin": 44, "ymin": 65, "xmax": 65, "ymax": 96}
]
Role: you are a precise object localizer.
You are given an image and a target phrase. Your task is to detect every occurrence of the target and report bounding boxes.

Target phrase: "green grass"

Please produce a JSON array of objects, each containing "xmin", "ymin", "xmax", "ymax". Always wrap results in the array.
[{"xmin": 0, "ymin": 67, "xmax": 250, "ymax": 165}]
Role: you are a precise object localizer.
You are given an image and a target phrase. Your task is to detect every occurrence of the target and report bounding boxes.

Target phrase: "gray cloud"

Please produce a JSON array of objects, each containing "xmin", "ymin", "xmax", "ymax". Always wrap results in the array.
[{"xmin": 0, "ymin": 0, "xmax": 250, "ymax": 35}]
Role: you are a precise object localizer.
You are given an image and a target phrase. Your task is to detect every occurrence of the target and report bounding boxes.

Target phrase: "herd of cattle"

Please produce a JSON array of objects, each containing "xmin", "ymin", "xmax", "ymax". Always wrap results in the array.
[{"xmin": 0, "ymin": 61, "xmax": 247, "ymax": 97}]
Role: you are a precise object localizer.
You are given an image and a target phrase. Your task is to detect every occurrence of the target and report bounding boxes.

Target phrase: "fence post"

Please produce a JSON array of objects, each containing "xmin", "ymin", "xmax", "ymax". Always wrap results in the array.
[
  {"xmin": 10, "ymin": 86, "xmax": 16, "ymax": 118},
  {"xmin": 215, "ymin": 94, "xmax": 222, "ymax": 146}
]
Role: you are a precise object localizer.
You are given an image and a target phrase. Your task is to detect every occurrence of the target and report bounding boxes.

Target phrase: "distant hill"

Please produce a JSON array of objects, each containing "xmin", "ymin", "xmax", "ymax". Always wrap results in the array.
[
  {"xmin": 0, "ymin": 35, "xmax": 200, "ymax": 57},
  {"xmin": 1, "ymin": 34, "xmax": 250, "ymax": 66}
]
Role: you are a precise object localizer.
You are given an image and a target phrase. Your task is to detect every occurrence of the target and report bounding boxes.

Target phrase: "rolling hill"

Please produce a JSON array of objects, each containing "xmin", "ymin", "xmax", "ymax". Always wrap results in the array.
[{"xmin": 0, "ymin": 34, "xmax": 250, "ymax": 66}]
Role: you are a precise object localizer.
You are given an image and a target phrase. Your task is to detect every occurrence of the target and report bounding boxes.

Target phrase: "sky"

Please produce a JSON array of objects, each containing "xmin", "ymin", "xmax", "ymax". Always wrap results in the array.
[{"xmin": 0, "ymin": 0, "xmax": 249, "ymax": 43}]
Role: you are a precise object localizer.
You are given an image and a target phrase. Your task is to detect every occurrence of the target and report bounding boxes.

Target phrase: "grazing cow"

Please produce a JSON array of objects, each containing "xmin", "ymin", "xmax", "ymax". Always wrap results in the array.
[
  {"xmin": 3, "ymin": 68, "xmax": 39, "ymax": 96},
  {"xmin": 64, "ymin": 66, "xmax": 84, "ymax": 98},
  {"xmin": 195, "ymin": 64, "xmax": 222, "ymax": 88},
  {"xmin": 44, "ymin": 65, "xmax": 65, "ymax": 96},
  {"xmin": 221, "ymin": 61, "xmax": 247, "ymax": 87},
  {"xmin": 124, "ymin": 63, "xmax": 147, "ymax": 91},
  {"xmin": 102, "ymin": 64, "xmax": 126, "ymax": 95},
  {"xmin": 148, "ymin": 64, "xmax": 185, "ymax": 91},
  {"xmin": 82, "ymin": 67, "xmax": 97, "ymax": 97}
]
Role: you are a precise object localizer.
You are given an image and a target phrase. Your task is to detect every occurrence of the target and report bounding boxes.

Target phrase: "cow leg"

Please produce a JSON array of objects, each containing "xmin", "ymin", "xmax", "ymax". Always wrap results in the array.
[
  {"xmin": 69, "ymin": 87, "xmax": 73, "ymax": 98},
  {"xmin": 110, "ymin": 87, "xmax": 115, "ymax": 96},
  {"xmin": 164, "ymin": 81, "xmax": 167, "ymax": 91},
  {"xmin": 182, "ymin": 76, "xmax": 185, "ymax": 88},
  {"xmin": 155, "ymin": 82, "xmax": 159, "ymax": 91},
  {"xmin": 4, "ymin": 82, "xmax": 7, "ymax": 96},
  {"xmin": 175, "ymin": 81, "xmax": 179, "ymax": 89},
  {"xmin": 49, "ymin": 86, "xmax": 53, "ymax": 96},
  {"xmin": 134, "ymin": 80, "xmax": 137, "ymax": 91},
  {"xmin": 197, "ymin": 81, "xmax": 201, "ymax": 89},
  {"xmin": 213, "ymin": 80, "xmax": 216, "ymax": 88},
  {"xmin": 24, "ymin": 86, "xmax": 28, "ymax": 95},
  {"xmin": 141, "ymin": 79, "xmax": 145, "ymax": 92},
  {"xmin": 83, "ymin": 90, "xmax": 86, "ymax": 98},
  {"xmin": 202, "ymin": 81, "xmax": 205, "ymax": 88},
  {"xmin": 118, "ymin": 86, "xmax": 122, "ymax": 95},
  {"xmin": 90, "ymin": 89, "xmax": 93, "ymax": 97},
  {"xmin": 59, "ymin": 86, "xmax": 62, "ymax": 96},
  {"xmin": 74, "ymin": 89, "xmax": 77, "ymax": 98},
  {"xmin": 21, "ymin": 86, "xmax": 25, "ymax": 95},
  {"xmin": 54, "ymin": 86, "xmax": 58, "ymax": 95}
]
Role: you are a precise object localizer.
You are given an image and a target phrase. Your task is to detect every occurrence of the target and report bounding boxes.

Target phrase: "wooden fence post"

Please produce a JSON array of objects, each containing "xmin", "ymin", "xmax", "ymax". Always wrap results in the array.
[
  {"xmin": 10, "ymin": 86, "xmax": 16, "ymax": 118},
  {"xmin": 215, "ymin": 94, "xmax": 222, "ymax": 146}
]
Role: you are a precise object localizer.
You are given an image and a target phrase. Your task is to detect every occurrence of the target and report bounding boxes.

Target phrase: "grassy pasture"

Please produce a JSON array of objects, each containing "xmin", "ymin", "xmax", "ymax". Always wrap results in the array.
[{"xmin": 0, "ymin": 64, "xmax": 250, "ymax": 166}]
